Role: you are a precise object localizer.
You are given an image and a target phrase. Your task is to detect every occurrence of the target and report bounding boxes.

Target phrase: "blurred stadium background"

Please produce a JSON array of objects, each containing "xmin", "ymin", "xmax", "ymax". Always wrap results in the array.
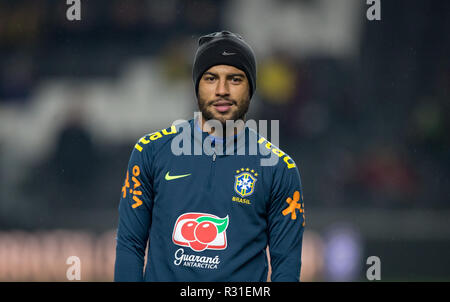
[{"xmin": 0, "ymin": 0, "xmax": 449, "ymax": 281}]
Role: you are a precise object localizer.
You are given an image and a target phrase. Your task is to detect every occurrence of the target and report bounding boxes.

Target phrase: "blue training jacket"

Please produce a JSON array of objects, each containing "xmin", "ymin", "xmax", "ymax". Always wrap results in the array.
[{"xmin": 114, "ymin": 118, "xmax": 305, "ymax": 282}]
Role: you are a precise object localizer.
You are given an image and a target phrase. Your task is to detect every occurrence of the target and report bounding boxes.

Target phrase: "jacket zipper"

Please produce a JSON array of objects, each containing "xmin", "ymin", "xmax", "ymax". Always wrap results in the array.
[{"xmin": 207, "ymin": 150, "xmax": 216, "ymax": 190}]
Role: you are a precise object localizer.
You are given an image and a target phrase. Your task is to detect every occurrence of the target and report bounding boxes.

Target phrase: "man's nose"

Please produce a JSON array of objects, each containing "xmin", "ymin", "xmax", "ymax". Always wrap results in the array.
[{"xmin": 215, "ymin": 78, "xmax": 230, "ymax": 96}]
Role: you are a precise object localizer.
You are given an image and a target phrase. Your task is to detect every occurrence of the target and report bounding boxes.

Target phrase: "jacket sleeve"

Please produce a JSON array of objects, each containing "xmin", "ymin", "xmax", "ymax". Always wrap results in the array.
[
  {"xmin": 267, "ymin": 159, "xmax": 306, "ymax": 282},
  {"xmin": 114, "ymin": 139, "xmax": 154, "ymax": 281}
]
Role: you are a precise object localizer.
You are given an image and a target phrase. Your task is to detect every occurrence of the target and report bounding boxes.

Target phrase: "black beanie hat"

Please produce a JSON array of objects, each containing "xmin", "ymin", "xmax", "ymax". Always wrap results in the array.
[{"xmin": 192, "ymin": 31, "xmax": 257, "ymax": 99}]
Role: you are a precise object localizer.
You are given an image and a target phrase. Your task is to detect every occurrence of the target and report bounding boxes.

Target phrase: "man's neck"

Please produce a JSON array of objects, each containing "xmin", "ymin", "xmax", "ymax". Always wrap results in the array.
[{"xmin": 198, "ymin": 116, "xmax": 246, "ymax": 138}]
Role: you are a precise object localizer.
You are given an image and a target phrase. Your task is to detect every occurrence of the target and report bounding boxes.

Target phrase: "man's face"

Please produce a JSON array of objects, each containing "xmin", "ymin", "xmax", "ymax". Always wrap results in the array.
[{"xmin": 197, "ymin": 65, "xmax": 251, "ymax": 126}]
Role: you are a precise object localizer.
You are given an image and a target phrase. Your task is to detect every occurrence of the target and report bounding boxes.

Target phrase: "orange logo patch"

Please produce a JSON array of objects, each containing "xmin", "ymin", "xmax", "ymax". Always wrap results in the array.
[
  {"xmin": 282, "ymin": 191, "xmax": 304, "ymax": 224},
  {"xmin": 121, "ymin": 165, "xmax": 143, "ymax": 208}
]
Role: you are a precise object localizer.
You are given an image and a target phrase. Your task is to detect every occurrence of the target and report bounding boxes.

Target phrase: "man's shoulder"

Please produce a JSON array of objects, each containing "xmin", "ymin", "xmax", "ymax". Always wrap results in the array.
[
  {"xmin": 249, "ymin": 128, "xmax": 297, "ymax": 172},
  {"xmin": 132, "ymin": 121, "xmax": 189, "ymax": 154}
]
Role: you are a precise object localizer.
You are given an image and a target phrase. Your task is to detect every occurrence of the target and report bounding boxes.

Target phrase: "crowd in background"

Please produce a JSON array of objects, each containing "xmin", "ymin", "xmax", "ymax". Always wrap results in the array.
[{"xmin": 0, "ymin": 0, "xmax": 448, "ymax": 231}]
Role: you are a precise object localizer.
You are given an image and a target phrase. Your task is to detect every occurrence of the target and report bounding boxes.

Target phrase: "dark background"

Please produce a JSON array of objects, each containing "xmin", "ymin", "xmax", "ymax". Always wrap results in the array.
[{"xmin": 0, "ymin": 0, "xmax": 448, "ymax": 281}]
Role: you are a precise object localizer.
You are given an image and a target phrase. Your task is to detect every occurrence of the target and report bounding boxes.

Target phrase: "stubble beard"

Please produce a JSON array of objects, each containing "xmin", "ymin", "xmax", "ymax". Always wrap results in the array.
[{"xmin": 197, "ymin": 95, "xmax": 250, "ymax": 128}]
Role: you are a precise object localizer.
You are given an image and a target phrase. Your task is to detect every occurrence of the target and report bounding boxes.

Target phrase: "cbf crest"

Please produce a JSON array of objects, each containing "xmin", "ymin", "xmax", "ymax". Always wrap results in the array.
[{"xmin": 234, "ymin": 168, "xmax": 258, "ymax": 198}]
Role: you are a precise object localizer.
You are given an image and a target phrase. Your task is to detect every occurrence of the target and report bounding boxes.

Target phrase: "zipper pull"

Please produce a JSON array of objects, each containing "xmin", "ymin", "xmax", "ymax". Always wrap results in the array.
[{"xmin": 212, "ymin": 152, "xmax": 216, "ymax": 161}]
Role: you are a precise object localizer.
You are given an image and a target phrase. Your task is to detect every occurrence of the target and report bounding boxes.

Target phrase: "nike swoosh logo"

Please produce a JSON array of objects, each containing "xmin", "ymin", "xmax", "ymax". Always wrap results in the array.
[
  {"xmin": 165, "ymin": 172, "xmax": 191, "ymax": 181},
  {"xmin": 222, "ymin": 51, "xmax": 236, "ymax": 56}
]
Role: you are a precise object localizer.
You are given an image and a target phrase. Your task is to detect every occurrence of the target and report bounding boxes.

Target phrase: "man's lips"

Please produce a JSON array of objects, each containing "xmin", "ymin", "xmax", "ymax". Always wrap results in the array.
[{"xmin": 212, "ymin": 100, "xmax": 234, "ymax": 113}]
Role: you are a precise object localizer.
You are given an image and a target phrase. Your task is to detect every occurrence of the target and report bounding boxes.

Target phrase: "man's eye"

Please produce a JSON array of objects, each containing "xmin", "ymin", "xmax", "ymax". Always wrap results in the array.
[
  {"xmin": 231, "ymin": 77, "xmax": 243, "ymax": 83},
  {"xmin": 205, "ymin": 76, "xmax": 215, "ymax": 81}
]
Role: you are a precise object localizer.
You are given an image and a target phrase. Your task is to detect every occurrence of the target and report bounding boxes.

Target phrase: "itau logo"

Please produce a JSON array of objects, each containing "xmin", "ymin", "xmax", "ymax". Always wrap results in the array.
[{"xmin": 172, "ymin": 213, "xmax": 229, "ymax": 252}]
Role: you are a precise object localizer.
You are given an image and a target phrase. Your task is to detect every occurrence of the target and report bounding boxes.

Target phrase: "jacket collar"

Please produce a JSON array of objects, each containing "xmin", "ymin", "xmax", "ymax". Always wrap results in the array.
[{"xmin": 189, "ymin": 117, "xmax": 248, "ymax": 156}]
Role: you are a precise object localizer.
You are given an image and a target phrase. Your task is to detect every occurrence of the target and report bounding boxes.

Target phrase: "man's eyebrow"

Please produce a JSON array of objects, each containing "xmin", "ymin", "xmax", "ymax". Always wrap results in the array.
[
  {"xmin": 227, "ymin": 73, "xmax": 246, "ymax": 78},
  {"xmin": 203, "ymin": 72, "xmax": 217, "ymax": 77}
]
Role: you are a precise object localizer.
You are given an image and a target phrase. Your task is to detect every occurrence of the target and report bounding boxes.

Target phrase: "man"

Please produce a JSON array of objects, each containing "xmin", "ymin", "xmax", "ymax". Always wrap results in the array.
[{"xmin": 114, "ymin": 31, "xmax": 305, "ymax": 281}]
